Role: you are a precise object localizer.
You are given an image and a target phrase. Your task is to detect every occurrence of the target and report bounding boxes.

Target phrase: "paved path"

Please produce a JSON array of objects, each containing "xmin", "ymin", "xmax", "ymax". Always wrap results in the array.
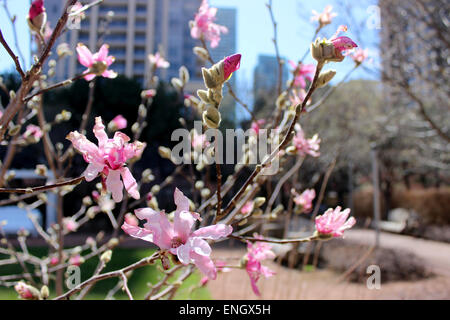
[
  {"xmin": 207, "ymin": 230, "xmax": 450, "ymax": 300},
  {"xmin": 344, "ymin": 229, "xmax": 450, "ymax": 276}
]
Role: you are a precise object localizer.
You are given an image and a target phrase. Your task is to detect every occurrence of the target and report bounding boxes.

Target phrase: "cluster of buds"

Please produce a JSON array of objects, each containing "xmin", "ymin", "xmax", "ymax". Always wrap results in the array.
[{"xmin": 197, "ymin": 54, "xmax": 241, "ymax": 129}]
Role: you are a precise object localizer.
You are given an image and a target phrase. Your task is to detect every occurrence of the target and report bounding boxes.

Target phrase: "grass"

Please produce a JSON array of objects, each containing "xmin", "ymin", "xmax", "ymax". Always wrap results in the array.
[{"xmin": 0, "ymin": 247, "xmax": 211, "ymax": 300}]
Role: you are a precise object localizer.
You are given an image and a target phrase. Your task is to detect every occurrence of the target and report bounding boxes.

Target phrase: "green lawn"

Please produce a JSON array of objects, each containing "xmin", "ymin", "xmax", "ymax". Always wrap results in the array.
[{"xmin": 0, "ymin": 247, "xmax": 211, "ymax": 300}]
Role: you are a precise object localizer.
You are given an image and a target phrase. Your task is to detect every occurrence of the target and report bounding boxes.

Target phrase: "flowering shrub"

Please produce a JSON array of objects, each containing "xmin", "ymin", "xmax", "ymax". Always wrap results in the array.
[{"xmin": 0, "ymin": 0, "xmax": 366, "ymax": 300}]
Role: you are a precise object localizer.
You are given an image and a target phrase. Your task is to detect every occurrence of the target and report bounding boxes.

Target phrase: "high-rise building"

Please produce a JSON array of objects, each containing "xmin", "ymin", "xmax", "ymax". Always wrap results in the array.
[
  {"xmin": 253, "ymin": 54, "xmax": 289, "ymax": 99},
  {"xmin": 45, "ymin": 0, "xmax": 207, "ymax": 90}
]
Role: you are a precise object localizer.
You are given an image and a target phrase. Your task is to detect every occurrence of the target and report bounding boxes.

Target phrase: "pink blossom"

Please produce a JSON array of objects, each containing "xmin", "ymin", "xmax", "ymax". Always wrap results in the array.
[
  {"xmin": 315, "ymin": 206, "xmax": 356, "ymax": 238},
  {"xmin": 251, "ymin": 119, "xmax": 266, "ymax": 135},
  {"xmin": 293, "ymin": 125, "xmax": 320, "ymax": 157},
  {"xmin": 142, "ymin": 89, "xmax": 156, "ymax": 99},
  {"xmin": 67, "ymin": 117, "xmax": 145, "ymax": 202},
  {"xmin": 109, "ymin": 115, "xmax": 127, "ymax": 131},
  {"xmin": 69, "ymin": 254, "xmax": 84, "ymax": 266},
  {"xmin": 330, "ymin": 26, "xmax": 358, "ymax": 54},
  {"xmin": 68, "ymin": 2, "xmax": 86, "ymax": 25},
  {"xmin": 63, "ymin": 218, "xmax": 79, "ymax": 232},
  {"xmin": 293, "ymin": 189, "xmax": 316, "ymax": 213},
  {"xmin": 148, "ymin": 52, "xmax": 170, "ymax": 69},
  {"xmin": 124, "ymin": 213, "xmax": 139, "ymax": 227},
  {"xmin": 190, "ymin": 0, "xmax": 228, "ymax": 48},
  {"xmin": 14, "ymin": 282, "xmax": 36, "ymax": 300},
  {"xmin": 244, "ymin": 235, "xmax": 276, "ymax": 296},
  {"xmin": 351, "ymin": 48, "xmax": 369, "ymax": 65},
  {"xmin": 311, "ymin": 5, "xmax": 337, "ymax": 26},
  {"xmin": 223, "ymin": 53, "xmax": 241, "ymax": 81},
  {"xmin": 200, "ymin": 260, "xmax": 230, "ymax": 286},
  {"xmin": 191, "ymin": 130, "xmax": 210, "ymax": 149},
  {"xmin": 241, "ymin": 201, "xmax": 254, "ymax": 215},
  {"xmin": 28, "ymin": 0, "xmax": 46, "ymax": 33},
  {"xmin": 76, "ymin": 43, "xmax": 117, "ymax": 81},
  {"xmin": 122, "ymin": 188, "xmax": 233, "ymax": 279},
  {"xmin": 23, "ymin": 124, "xmax": 43, "ymax": 140},
  {"xmin": 50, "ymin": 256, "xmax": 59, "ymax": 266},
  {"xmin": 289, "ymin": 61, "xmax": 316, "ymax": 89}
]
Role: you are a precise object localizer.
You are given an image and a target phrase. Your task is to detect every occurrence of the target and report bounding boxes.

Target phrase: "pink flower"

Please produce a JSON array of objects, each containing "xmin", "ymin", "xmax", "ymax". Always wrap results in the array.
[
  {"xmin": 108, "ymin": 115, "xmax": 127, "ymax": 131},
  {"xmin": 14, "ymin": 282, "xmax": 37, "ymax": 300},
  {"xmin": 68, "ymin": 2, "xmax": 86, "ymax": 25},
  {"xmin": 289, "ymin": 61, "xmax": 316, "ymax": 89},
  {"xmin": 50, "ymin": 256, "xmax": 59, "ymax": 266},
  {"xmin": 122, "ymin": 188, "xmax": 233, "ymax": 279},
  {"xmin": 191, "ymin": 130, "xmax": 210, "ymax": 149},
  {"xmin": 124, "ymin": 213, "xmax": 139, "ymax": 227},
  {"xmin": 190, "ymin": 0, "xmax": 228, "ymax": 48},
  {"xmin": 63, "ymin": 218, "xmax": 79, "ymax": 232},
  {"xmin": 330, "ymin": 26, "xmax": 358, "ymax": 54},
  {"xmin": 200, "ymin": 260, "xmax": 230, "ymax": 286},
  {"xmin": 241, "ymin": 201, "xmax": 254, "ymax": 215},
  {"xmin": 148, "ymin": 52, "xmax": 170, "ymax": 69},
  {"xmin": 244, "ymin": 235, "xmax": 276, "ymax": 296},
  {"xmin": 293, "ymin": 189, "xmax": 316, "ymax": 213},
  {"xmin": 28, "ymin": 0, "xmax": 46, "ymax": 33},
  {"xmin": 251, "ymin": 119, "xmax": 266, "ymax": 135},
  {"xmin": 23, "ymin": 124, "xmax": 43, "ymax": 141},
  {"xmin": 223, "ymin": 53, "xmax": 241, "ymax": 81},
  {"xmin": 76, "ymin": 43, "xmax": 117, "ymax": 81},
  {"xmin": 142, "ymin": 89, "xmax": 157, "ymax": 99},
  {"xmin": 67, "ymin": 117, "xmax": 145, "ymax": 202},
  {"xmin": 293, "ymin": 125, "xmax": 320, "ymax": 157},
  {"xmin": 311, "ymin": 5, "xmax": 337, "ymax": 27},
  {"xmin": 351, "ymin": 48, "xmax": 369, "ymax": 65},
  {"xmin": 69, "ymin": 254, "xmax": 84, "ymax": 266},
  {"xmin": 315, "ymin": 206, "xmax": 356, "ymax": 238}
]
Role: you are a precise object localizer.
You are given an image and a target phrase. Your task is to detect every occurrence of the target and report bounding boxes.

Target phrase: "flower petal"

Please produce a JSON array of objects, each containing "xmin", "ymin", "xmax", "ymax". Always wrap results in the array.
[
  {"xmin": 83, "ymin": 162, "xmax": 104, "ymax": 182},
  {"xmin": 191, "ymin": 251, "xmax": 217, "ymax": 280},
  {"xmin": 121, "ymin": 222, "xmax": 154, "ymax": 242},
  {"xmin": 93, "ymin": 117, "xmax": 109, "ymax": 148},
  {"xmin": 135, "ymin": 208, "xmax": 173, "ymax": 249},
  {"xmin": 76, "ymin": 43, "xmax": 94, "ymax": 67},
  {"xmin": 106, "ymin": 169, "xmax": 123, "ymax": 202},
  {"xmin": 191, "ymin": 224, "xmax": 233, "ymax": 240},
  {"xmin": 120, "ymin": 167, "xmax": 139, "ymax": 199}
]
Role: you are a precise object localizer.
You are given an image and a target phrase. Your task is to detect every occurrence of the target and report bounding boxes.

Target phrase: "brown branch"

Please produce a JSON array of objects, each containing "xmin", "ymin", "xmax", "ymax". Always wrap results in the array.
[
  {"xmin": 220, "ymin": 62, "xmax": 324, "ymax": 220},
  {"xmin": 0, "ymin": 28, "xmax": 25, "ymax": 79},
  {"xmin": 54, "ymin": 252, "xmax": 160, "ymax": 300},
  {"xmin": 23, "ymin": 73, "xmax": 91, "ymax": 103},
  {"xmin": 229, "ymin": 233, "xmax": 318, "ymax": 244},
  {"xmin": 0, "ymin": 176, "xmax": 85, "ymax": 194},
  {"xmin": 267, "ymin": 0, "xmax": 283, "ymax": 96}
]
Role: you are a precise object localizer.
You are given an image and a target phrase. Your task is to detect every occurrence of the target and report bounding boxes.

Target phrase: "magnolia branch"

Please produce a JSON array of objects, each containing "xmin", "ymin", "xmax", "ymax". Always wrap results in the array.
[
  {"xmin": 0, "ymin": 29, "xmax": 25, "ymax": 79},
  {"xmin": 0, "ymin": 176, "xmax": 85, "ymax": 194}
]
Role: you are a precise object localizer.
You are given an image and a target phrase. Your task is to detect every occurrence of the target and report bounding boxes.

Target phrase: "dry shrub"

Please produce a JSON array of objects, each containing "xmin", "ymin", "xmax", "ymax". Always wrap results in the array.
[
  {"xmin": 353, "ymin": 186, "xmax": 450, "ymax": 225},
  {"xmin": 322, "ymin": 240, "xmax": 431, "ymax": 283}
]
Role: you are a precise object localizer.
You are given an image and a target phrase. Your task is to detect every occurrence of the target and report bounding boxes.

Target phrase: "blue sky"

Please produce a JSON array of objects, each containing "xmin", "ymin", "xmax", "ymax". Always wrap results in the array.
[{"xmin": 0, "ymin": 0, "xmax": 380, "ymax": 90}]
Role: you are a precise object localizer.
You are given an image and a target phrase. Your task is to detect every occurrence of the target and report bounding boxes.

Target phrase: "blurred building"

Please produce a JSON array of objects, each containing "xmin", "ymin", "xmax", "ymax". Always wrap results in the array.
[
  {"xmin": 45, "ymin": 0, "xmax": 208, "ymax": 90},
  {"xmin": 253, "ymin": 54, "xmax": 289, "ymax": 100}
]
